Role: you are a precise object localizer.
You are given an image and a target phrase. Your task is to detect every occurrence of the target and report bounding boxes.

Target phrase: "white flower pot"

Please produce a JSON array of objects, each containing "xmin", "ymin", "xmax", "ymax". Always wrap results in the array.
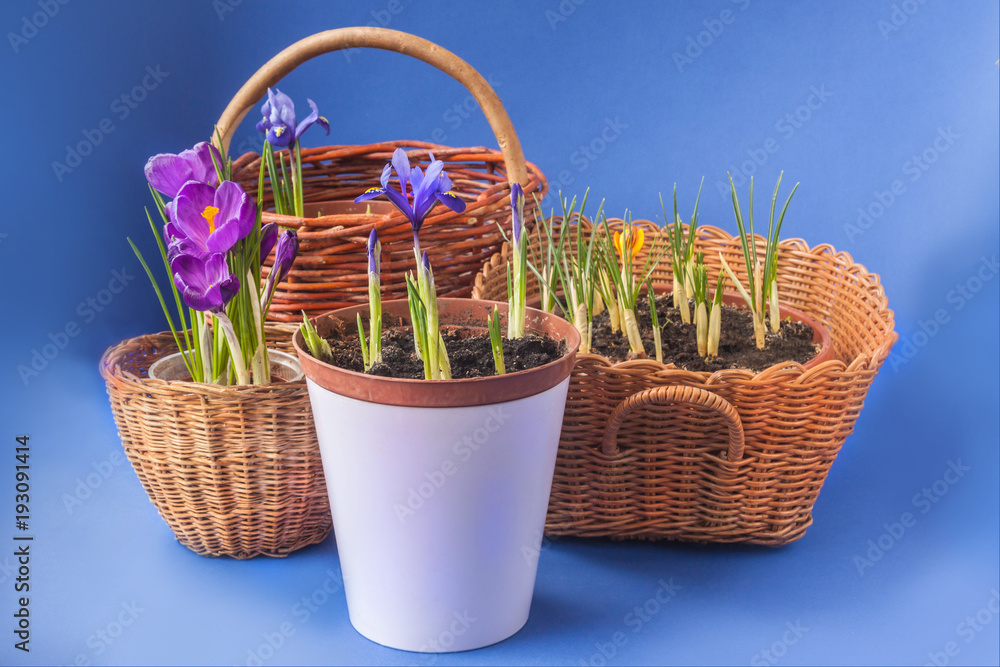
[{"xmin": 294, "ymin": 298, "xmax": 580, "ymax": 652}]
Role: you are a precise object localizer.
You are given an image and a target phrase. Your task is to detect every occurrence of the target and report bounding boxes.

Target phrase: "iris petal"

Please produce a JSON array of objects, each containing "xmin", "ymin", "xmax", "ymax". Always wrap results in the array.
[
  {"xmin": 435, "ymin": 191, "xmax": 467, "ymax": 214},
  {"xmin": 355, "ymin": 187, "xmax": 386, "ymax": 204},
  {"xmin": 391, "ymin": 148, "xmax": 411, "ymax": 191}
]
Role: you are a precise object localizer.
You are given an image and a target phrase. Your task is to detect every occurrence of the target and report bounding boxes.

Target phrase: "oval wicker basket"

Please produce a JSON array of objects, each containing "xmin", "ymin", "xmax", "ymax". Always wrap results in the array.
[
  {"xmin": 100, "ymin": 325, "xmax": 331, "ymax": 559},
  {"xmin": 214, "ymin": 27, "xmax": 547, "ymax": 321},
  {"xmin": 473, "ymin": 218, "xmax": 897, "ymax": 546}
]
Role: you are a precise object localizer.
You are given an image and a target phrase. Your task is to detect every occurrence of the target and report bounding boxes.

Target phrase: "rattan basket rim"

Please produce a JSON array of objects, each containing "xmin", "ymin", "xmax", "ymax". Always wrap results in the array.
[{"xmin": 99, "ymin": 327, "xmax": 308, "ymax": 397}]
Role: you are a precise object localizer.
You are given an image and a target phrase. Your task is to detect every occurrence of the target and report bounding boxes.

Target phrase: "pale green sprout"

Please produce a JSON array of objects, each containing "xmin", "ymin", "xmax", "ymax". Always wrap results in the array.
[
  {"xmin": 521, "ymin": 190, "xmax": 604, "ymax": 353},
  {"xmin": 692, "ymin": 253, "xmax": 709, "ymax": 358},
  {"xmin": 707, "ymin": 269, "xmax": 727, "ymax": 360},
  {"xmin": 505, "ymin": 184, "xmax": 528, "ymax": 339},
  {"xmin": 719, "ymin": 172, "xmax": 799, "ymax": 349},
  {"xmin": 404, "ymin": 255, "xmax": 452, "ymax": 380},
  {"xmin": 646, "ymin": 278, "xmax": 663, "ymax": 363},
  {"xmin": 597, "ymin": 212, "xmax": 668, "ymax": 356},
  {"xmin": 488, "ymin": 306, "xmax": 506, "ymax": 375},
  {"xmin": 301, "ymin": 312, "xmax": 332, "ymax": 363},
  {"xmin": 660, "ymin": 180, "xmax": 703, "ymax": 325},
  {"xmin": 356, "ymin": 229, "xmax": 383, "ymax": 372}
]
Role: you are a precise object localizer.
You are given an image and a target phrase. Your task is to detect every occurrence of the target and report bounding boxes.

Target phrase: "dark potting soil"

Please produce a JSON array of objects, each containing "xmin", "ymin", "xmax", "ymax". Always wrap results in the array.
[
  {"xmin": 589, "ymin": 294, "xmax": 820, "ymax": 373},
  {"xmin": 323, "ymin": 315, "xmax": 566, "ymax": 379}
]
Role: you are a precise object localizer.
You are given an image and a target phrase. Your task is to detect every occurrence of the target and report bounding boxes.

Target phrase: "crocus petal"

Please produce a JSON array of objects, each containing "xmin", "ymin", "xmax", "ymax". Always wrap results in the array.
[
  {"xmin": 379, "ymin": 162, "xmax": 392, "ymax": 189},
  {"xmin": 144, "ymin": 142, "xmax": 221, "ymax": 197},
  {"xmin": 259, "ymin": 222, "xmax": 278, "ymax": 263},
  {"xmin": 172, "ymin": 182, "xmax": 217, "ymax": 248},
  {"xmin": 272, "ymin": 230, "xmax": 299, "ymax": 285},
  {"xmin": 214, "ymin": 181, "xmax": 255, "ymax": 240},
  {"xmin": 145, "ymin": 153, "xmax": 192, "ymax": 198},
  {"xmin": 218, "ymin": 273, "xmax": 241, "ymax": 307},
  {"xmin": 186, "ymin": 142, "xmax": 222, "ymax": 187},
  {"xmin": 205, "ymin": 220, "xmax": 242, "ymax": 254},
  {"xmin": 171, "ymin": 253, "xmax": 239, "ymax": 313},
  {"xmin": 167, "ymin": 236, "xmax": 208, "ymax": 264}
]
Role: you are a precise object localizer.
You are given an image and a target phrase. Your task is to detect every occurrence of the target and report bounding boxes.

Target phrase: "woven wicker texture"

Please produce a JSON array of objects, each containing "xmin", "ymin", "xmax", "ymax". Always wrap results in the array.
[
  {"xmin": 473, "ymin": 218, "xmax": 896, "ymax": 545},
  {"xmin": 214, "ymin": 27, "xmax": 547, "ymax": 321},
  {"xmin": 231, "ymin": 142, "xmax": 546, "ymax": 321},
  {"xmin": 100, "ymin": 324, "xmax": 331, "ymax": 559}
]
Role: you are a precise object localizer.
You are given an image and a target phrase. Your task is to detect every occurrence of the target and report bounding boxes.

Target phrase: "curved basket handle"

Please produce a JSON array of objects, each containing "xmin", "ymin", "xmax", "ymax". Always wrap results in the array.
[
  {"xmin": 601, "ymin": 385, "xmax": 745, "ymax": 461},
  {"xmin": 214, "ymin": 26, "xmax": 528, "ymax": 185}
]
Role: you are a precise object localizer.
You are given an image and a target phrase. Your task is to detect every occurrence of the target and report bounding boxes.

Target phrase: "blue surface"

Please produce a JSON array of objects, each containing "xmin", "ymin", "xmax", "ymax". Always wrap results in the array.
[{"xmin": 2, "ymin": 1, "xmax": 998, "ymax": 665}]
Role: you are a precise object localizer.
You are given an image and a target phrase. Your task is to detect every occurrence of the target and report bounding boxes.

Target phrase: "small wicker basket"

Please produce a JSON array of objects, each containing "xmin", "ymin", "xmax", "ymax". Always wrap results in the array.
[
  {"xmin": 473, "ymin": 218, "xmax": 896, "ymax": 545},
  {"xmin": 213, "ymin": 27, "xmax": 547, "ymax": 321},
  {"xmin": 100, "ymin": 325, "xmax": 331, "ymax": 559}
]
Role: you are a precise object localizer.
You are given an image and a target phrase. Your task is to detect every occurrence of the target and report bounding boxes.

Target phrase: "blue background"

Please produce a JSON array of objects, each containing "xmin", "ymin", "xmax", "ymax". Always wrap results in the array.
[{"xmin": 2, "ymin": 1, "xmax": 998, "ymax": 665}]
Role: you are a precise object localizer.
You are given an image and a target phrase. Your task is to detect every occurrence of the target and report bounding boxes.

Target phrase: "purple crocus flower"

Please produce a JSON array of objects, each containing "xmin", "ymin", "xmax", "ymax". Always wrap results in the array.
[
  {"xmin": 355, "ymin": 148, "xmax": 466, "ymax": 248},
  {"xmin": 510, "ymin": 182, "xmax": 525, "ymax": 247},
  {"xmin": 144, "ymin": 142, "xmax": 221, "ymax": 198},
  {"xmin": 271, "ymin": 230, "xmax": 299, "ymax": 285},
  {"xmin": 262, "ymin": 230, "xmax": 299, "ymax": 306},
  {"xmin": 164, "ymin": 181, "xmax": 255, "ymax": 258},
  {"xmin": 259, "ymin": 222, "xmax": 279, "ymax": 265},
  {"xmin": 367, "ymin": 229, "xmax": 381, "ymax": 276},
  {"xmin": 171, "ymin": 252, "xmax": 240, "ymax": 313},
  {"xmin": 255, "ymin": 88, "xmax": 330, "ymax": 148}
]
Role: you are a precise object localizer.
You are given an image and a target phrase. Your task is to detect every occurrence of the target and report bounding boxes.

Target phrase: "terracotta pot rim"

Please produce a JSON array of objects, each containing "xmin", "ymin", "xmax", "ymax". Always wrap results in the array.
[{"xmin": 293, "ymin": 298, "xmax": 581, "ymax": 408}]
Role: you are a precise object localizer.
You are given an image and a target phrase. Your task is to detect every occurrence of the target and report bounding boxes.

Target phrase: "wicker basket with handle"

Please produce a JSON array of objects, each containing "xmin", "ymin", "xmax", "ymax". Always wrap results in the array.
[
  {"xmin": 214, "ymin": 27, "xmax": 547, "ymax": 321},
  {"xmin": 472, "ymin": 217, "xmax": 896, "ymax": 545}
]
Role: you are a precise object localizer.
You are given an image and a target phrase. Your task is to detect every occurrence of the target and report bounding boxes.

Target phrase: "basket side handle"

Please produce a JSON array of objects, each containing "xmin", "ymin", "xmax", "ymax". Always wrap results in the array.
[
  {"xmin": 601, "ymin": 385, "xmax": 745, "ymax": 461},
  {"xmin": 214, "ymin": 26, "xmax": 528, "ymax": 185}
]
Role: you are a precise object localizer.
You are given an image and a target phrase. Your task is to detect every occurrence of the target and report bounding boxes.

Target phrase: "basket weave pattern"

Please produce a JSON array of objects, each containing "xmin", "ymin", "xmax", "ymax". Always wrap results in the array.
[
  {"xmin": 232, "ymin": 142, "xmax": 546, "ymax": 321},
  {"xmin": 473, "ymin": 220, "xmax": 896, "ymax": 545},
  {"xmin": 100, "ymin": 325, "xmax": 331, "ymax": 558}
]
